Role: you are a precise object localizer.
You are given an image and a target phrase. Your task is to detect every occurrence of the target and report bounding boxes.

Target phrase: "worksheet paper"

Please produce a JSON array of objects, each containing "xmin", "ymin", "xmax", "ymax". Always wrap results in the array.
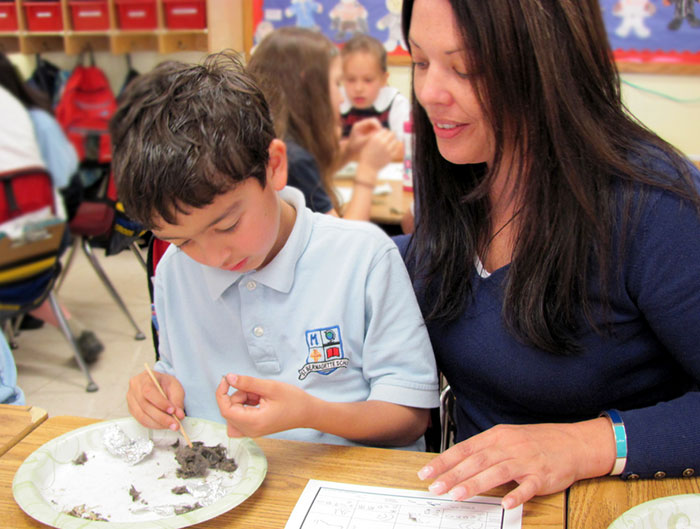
[{"xmin": 284, "ymin": 479, "xmax": 523, "ymax": 529}]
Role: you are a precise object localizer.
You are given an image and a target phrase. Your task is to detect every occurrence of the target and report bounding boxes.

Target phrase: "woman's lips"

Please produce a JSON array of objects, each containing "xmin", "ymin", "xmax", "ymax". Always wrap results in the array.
[{"xmin": 432, "ymin": 120, "xmax": 468, "ymax": 139}]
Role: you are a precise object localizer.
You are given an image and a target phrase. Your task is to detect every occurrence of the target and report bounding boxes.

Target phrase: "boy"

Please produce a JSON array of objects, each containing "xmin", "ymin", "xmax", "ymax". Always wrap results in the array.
[
  {"xmin": 340, "ymin": 34, "xmax": 410, "ymax": 144},
  {"xmin": 111, "ymin": 54, "xmax": 439, "ymax": 450}
]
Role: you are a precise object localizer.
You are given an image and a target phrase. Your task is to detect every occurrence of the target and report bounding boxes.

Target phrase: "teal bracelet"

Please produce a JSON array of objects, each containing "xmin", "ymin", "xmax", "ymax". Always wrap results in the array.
[{"xmin": 600, "ymin": 409, "xmax": 627, "ymax": 475}]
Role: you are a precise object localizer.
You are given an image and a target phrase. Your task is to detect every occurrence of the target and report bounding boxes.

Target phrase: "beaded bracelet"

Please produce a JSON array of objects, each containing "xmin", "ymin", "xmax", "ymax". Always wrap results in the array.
[{"xmin": 600, "ymin": 409, "xmax": 627, "ymax": 476}]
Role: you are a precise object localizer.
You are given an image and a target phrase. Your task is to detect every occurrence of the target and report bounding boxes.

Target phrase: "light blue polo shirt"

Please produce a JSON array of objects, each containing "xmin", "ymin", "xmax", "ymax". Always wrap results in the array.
[{"xmin": 154, "ymin": 187, "xmax": 439, "ymax": 449}]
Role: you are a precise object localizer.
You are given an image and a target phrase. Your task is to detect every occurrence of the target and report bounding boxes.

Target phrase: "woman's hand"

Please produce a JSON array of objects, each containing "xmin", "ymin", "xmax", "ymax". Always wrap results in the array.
[
  {"xmin": 417, "ymin": 419, "xmax": 616, "ymax": 509},
  {"xmin": 215, "ymin": 374, "xmax": 315, "ymax": 438},
  {"xmin": 126, "ymin": 370, "xmax": 185, "ymax": 431}
]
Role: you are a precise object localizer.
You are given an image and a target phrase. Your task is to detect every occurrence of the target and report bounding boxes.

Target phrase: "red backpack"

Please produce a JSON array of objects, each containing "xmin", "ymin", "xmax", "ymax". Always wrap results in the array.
[{"xmin": 55, "ymin": 63, "xmax": 116, "ymax": 164}]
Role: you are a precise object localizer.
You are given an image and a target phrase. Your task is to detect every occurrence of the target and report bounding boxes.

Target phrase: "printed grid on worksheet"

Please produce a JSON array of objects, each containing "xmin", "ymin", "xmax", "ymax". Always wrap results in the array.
[{"xmin": 299, "ymin": 486, "xmax": 506, "ymax": 529}]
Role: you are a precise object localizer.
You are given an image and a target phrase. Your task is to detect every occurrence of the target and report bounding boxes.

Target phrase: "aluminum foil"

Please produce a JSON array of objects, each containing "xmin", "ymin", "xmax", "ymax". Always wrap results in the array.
[
  {"xmin": 128, "ymin": 477, "xmax": 229, "ymax": 517},
  {"xmin": 103, "ymin": 424, "xmax": 154, "ymax": 465}
]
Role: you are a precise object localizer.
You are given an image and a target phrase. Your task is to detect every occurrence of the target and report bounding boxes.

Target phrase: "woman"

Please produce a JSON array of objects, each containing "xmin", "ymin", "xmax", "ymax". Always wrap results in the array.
[
  {"xmin": 399, "ymin": 0, "xmax": 700, "ymax": 510},
  {"xmin": 248, "ymin": 27, "xmax": 402, "ymax": 220}
]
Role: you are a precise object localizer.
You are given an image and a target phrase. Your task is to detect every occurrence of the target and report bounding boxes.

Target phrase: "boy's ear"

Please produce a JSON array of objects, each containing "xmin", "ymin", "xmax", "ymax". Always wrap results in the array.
[
  {"xmin": 267, "ymin": 139, "xmax": 288, "ymax": 191},
  {"xmin": 382, "ymin": 71, "xmax": 390, "ymax": 86}
]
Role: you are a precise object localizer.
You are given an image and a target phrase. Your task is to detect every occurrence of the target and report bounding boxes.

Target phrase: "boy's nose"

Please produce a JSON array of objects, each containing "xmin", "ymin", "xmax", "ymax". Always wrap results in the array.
[{"xmin": 197, "ymin": 239, "xmax": 230, "ymax": 269}]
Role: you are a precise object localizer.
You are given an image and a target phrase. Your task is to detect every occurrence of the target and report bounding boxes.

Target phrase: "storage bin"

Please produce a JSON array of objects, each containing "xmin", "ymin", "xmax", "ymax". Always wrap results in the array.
[
  {"xmin": 115, "ymin": 0, "xmax": 157, "ymax": 30},
  {"xmin": 24, "ymin": 1, "xmax": 63, "ymax": 32},
  {"xmin": 163, "ymin": 0, "xmax": 206, "ymax": 29},
  {"xmin": 69, "ymin": 0, "xmax": 109, "ymax": 31},
  {"xmin": 0, "ymin": 2, "xmax": 17, "ymax": 32}
]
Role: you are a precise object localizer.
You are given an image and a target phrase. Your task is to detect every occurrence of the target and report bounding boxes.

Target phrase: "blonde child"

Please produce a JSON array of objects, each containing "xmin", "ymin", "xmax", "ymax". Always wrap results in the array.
[{"xmin": 340, "ymin": 34, "xmax": 410, "ymax": 145}]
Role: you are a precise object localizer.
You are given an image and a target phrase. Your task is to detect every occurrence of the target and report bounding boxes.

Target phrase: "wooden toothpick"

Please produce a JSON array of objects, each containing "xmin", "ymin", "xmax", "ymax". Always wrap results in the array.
[{"xmin": 143, "ymin": 363, "xmax": 193, "ymax": 448}]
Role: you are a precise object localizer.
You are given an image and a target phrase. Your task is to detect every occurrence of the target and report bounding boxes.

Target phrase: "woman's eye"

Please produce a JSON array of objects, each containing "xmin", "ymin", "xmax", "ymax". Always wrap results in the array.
[
  {"xmin": 412, "ymin": 60, "xmax": 428, "ymax": 70},
  {"xmin": 454, "ymin": 68, "xmax": 473, "ymax": 79}
]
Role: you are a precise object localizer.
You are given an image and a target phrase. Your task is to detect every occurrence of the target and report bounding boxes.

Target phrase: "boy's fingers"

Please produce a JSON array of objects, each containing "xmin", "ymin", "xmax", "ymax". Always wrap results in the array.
[{"xmin": 225, "ymin": 373, "xmax": 273, "ymax": 396}]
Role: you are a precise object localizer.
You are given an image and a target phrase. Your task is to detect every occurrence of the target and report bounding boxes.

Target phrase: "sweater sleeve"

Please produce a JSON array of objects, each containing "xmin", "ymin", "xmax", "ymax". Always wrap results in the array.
[{"xmin": 618, "ymin": 167, "xmax": 700, "ymax": 478}]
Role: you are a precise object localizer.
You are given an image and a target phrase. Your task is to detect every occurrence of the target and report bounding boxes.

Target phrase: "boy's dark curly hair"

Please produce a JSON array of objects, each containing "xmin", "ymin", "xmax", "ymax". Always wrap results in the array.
[{"xmin": 110, "ymin": 52, "xmax": 275, "ymax": 229}]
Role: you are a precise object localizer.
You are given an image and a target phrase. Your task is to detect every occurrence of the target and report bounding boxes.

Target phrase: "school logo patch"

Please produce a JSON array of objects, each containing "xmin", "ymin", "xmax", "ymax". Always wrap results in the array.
[{"xmin": 298, "ymin": 325, "xmax": 349, "ymax": 380}]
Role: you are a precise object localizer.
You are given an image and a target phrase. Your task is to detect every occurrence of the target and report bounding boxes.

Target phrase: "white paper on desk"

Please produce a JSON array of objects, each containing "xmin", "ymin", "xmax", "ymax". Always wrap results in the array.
[
  {"xmin": 335, "ymin": 162, "xmax": 404, "ymax": 181},
  {"xmin": 335, "ymin": 183, "xmax": 393, "ymax": 206},
  {"xmin": 378, "ymin": 162, "xmax": 404, "ymax": 181},
  {"xmin": 284, "ymin": 479, "xmax": 523, "ymax": 529}
]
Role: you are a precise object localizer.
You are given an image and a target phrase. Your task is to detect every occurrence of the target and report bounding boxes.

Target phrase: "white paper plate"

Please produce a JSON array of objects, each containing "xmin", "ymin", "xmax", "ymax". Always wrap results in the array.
[
  {"xmin": 608, "ymin": 494, "xmax": 700, "ymax": 528},
  {"xmin": 13, "ymin": 417, "xmax": 267, "ymax": 528}
]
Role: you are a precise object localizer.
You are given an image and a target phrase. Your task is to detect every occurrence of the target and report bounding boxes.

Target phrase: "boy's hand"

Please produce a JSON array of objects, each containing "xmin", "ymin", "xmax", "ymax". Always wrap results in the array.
[
  {"xmin": 127, "ymin": 370, "xmax": 185, "ymax": 431},
  {"xmin": 215, "ymin": 374, "xmax": 314, "ymax": 438}
]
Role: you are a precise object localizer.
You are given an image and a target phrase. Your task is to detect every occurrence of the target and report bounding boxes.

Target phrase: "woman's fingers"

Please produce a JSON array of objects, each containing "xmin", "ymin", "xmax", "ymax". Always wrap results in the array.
[{"xmin": 418, "ymin": 423, "xmax": 589, "ymax": 509}]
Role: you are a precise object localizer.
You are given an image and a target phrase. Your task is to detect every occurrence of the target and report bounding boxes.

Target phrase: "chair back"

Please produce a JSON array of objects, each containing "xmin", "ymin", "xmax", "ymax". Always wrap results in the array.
[
  {"xmin": 0, "ymin": 168, "xmax": 66, "ymax": 318},
  {"xmin": 0, "ymin": 167, "xmax": 55, "ymax": 221}
]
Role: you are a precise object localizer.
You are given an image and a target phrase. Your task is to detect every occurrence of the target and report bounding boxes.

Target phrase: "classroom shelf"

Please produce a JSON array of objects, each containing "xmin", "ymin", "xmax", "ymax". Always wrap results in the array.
[{"xmin": 0, "ymin": 0, "xmax": 235, "ymax": 55}]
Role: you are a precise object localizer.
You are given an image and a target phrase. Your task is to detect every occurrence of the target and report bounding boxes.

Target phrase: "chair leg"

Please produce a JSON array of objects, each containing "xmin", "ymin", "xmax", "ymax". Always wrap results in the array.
[
  {"xmin": 439, "ymin": 385, "xmax": 455, "ymax": 453},
  {"xmin": 130, "ymin": 242, "xmax": 148, "ymax": 272},
  {"xmin": 80, "ymin": 238, "xmax": 146, "ymax": 341},
  {"xmin": 55, "ymin": 236, "xmax": 79, "ymax": 293},
  {"xmin": 48, "ymin": 291, "xmax": 98, "ymax": 392},
  {"xmin": 2, "ymin": 318, "xmax": 19, "ymax": 349}
]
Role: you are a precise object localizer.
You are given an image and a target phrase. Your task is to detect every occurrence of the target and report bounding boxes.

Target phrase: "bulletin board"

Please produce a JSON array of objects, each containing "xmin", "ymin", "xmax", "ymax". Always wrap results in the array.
[
  {"xmin": 245, "ymin": 1, "xmax": 700, "ymax": 73},
  {"xmin": 600, "ymin": 0, "xmax": 700, "ymax": 74},
  {"xmin": 244, "ymin": 0, "xmax": 411, "ymax": 65}
]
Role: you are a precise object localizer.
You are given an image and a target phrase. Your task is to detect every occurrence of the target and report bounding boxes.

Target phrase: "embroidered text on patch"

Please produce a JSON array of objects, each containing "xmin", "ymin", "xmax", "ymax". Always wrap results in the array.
[{"xmin": 299, "ymin": 325, "xmax": 349, "ymax": 380}]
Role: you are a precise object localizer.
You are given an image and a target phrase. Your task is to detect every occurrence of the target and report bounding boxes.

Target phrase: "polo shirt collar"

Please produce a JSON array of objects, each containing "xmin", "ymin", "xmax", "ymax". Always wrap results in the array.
[{"xmin": 202, "ymin": 186, "xmax": 312, "ymax": 300}]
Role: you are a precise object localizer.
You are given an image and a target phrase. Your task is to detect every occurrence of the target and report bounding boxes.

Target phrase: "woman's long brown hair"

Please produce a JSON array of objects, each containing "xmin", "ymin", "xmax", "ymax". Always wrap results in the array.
[{"xmin": 401, "ymin": 0, "xmax": 700, "ymax": 355}]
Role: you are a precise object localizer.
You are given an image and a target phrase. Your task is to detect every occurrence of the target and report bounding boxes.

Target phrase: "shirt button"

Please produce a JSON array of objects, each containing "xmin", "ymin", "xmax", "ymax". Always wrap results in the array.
[
  {"xmin": 683, "ymin": 468, "xmax": 695, "ymax": 477},
  {"xmin": 253, "ymin": 326, "xmax": 264, "ymax": 337},
  {"xmin": 626, "ymin": 473, "xmax": 640, "ymax": 480},
  {"xmin": 653, "ymin": 471, "xmax": 666, "ymax": 479},
  {"xmin": 246, "ymin": 280, "xmax": 256, "ymax": 291}
]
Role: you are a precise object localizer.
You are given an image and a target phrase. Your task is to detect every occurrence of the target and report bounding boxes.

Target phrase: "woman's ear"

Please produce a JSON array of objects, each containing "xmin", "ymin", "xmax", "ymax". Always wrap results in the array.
[{"xmin": 267, "ymin": 138, "xmax": 288, "ymax": 191}]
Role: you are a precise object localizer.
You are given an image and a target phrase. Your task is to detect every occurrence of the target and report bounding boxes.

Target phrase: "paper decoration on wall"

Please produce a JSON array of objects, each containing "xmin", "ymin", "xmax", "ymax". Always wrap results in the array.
[
  {"xmin": 602, "ymin": 0, "xmax": 700, "ymax": 65},
  {"xmin": 251, "ymin": 0, "xmax": 409, "ymax": 60}
]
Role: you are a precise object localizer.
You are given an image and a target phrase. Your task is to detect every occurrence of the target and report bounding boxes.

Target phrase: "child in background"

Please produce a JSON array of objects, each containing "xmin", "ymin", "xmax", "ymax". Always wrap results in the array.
[
  {"xmin": 248, "ymin": 27, "xmax": 402, "ymax": 220},
  {"xmin": 0, "ymin": 55, "xmax": 103, "ymax": 364},
  {"xmin": 340, "ymin": 34, "xmax": 410, "ymax": 146},
  {"xmin": 112, "ymin": 54, "xmax": 439, "ymax": 450}
]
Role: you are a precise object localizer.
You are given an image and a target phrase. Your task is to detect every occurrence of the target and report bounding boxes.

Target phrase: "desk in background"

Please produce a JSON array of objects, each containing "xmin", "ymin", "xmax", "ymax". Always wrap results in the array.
[
  {"xmin": 334, "ymin": 162, "xmax": 413, "ymax": 226},
  {"xmin": 0, "ymin": 416, "xmax": 565, "ymax": 528},
  {"xmin": 0, "ymin": 404, "xmax": 47, "ymax": 457}
]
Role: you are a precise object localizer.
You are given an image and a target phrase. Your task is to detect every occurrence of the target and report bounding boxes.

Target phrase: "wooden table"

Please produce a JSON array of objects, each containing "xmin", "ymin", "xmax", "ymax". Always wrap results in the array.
[
  {"xmin": 568, "ymin": 474, "xmax": 700, "ymax": 528},
  {"xmin": 0, "ymin": 404, "xmax": 47, "ymax": 457},
  {"xmin": 335, "ymin": 179, "xmax": 414, "ymax": 225},
  {"xmin": 0, "ymin": 416, "xmax": 564, "ymax": 528}
]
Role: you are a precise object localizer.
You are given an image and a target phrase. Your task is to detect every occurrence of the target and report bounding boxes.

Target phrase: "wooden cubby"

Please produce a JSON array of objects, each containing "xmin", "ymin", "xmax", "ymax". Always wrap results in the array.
[{"xmin": 0, "ymin": 0, "xmax": 242, "ymax": 55}]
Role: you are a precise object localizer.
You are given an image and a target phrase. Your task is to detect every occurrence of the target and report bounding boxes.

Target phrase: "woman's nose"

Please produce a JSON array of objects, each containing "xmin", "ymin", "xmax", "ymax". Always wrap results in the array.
[{"xmin": 416, "ymin": 66, "xmax": 452, "ymax": 107}]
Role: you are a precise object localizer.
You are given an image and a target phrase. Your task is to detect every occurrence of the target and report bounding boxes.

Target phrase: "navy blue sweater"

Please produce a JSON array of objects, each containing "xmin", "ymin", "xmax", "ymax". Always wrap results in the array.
[{"xmin": 397, "ymin": 161, "xmax": 700, "ymax": 479}]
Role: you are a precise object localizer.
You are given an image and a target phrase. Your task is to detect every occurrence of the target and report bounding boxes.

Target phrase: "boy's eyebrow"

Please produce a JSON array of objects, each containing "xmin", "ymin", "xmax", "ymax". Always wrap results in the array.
[
  {"xmin": 157, "ymin": 200, "xmax": 243, "ymax": 241},
  {"xmin": 408, "ymin": 37, "xmax": 464, "ymax": 56}
]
